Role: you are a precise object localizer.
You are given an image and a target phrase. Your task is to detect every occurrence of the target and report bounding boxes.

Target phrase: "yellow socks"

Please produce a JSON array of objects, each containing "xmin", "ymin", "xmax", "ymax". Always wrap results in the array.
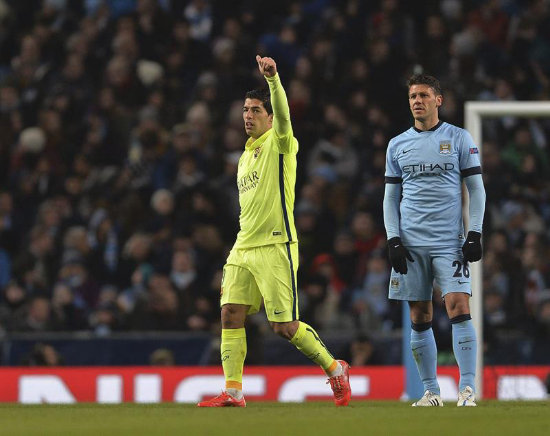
[
  {"xmin": 221, "ymin": 328, "xmax": 247, "ymax": 393},
  {"xmin": 221, "ymin": 323, "xmax": 339, "ymax": 397},
  {"xmin": 290, "ymin": 322, "xmax": 336, "ymax": 375}
]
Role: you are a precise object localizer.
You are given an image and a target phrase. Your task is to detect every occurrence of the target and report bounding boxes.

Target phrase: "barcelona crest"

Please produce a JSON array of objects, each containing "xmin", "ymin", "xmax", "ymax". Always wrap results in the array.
[{"xmin": 253, "ymin": 146, "xmax": 262, "ymax": 159}]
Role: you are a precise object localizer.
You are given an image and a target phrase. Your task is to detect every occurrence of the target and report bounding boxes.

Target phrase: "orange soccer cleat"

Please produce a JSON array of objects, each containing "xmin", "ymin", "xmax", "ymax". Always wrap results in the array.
[
  {"xmin": 327, "ymin": 360, "xmax": 351, "ymax": 406},
  {"xmin": 197, "ymin": 391, "xmax": 246, "ymax": 407}
]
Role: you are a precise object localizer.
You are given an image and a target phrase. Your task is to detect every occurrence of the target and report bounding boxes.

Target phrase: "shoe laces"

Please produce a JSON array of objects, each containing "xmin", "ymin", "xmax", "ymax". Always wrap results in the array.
[
  {"xmin": 459, "ymin": 388, "xmax": 473, "ymax": 400},
  {"xmin": 327, "ymin": 375, "xmax": 345, "ymax": 398},
  {"xmin": 214, "ymin": 391, "xmax": 232, "ymax": 401}
]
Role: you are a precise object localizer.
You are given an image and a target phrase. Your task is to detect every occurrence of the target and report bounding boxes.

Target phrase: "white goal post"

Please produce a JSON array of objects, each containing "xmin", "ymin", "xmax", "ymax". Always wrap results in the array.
[{"xmin": 464, "ymin": 101, "xmax": 550, "ymax": 398}]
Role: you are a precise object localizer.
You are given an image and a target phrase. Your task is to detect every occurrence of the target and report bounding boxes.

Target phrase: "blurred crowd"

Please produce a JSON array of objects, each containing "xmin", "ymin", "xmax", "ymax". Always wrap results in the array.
[{"xmin": 0, "ymin": 0, "xmax": 550, "ymax": 364}]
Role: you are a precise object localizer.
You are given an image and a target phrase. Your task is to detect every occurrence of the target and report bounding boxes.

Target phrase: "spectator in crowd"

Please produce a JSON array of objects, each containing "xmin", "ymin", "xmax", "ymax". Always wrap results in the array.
[
  {"xmin": 341, "ymin": 333, "xmax": 384, "ymax": 367},
  {"xmin": 0, "ymin": 280, "xmax": 27, "ymax": 332},
  {"xmin": 9, "ymin": 295, "xmax": 60, "ymax": 332},
  {"xmin": 150, "ymin": 348, "xmax": 175, "ymax": 366},
  {"xmin": 129, "ymin": 272, "xmax": 183, "ymax": 330},
  {"xmin": 21, "ymin": 342, "xmax": 64, "ymax": 366},
  {"xmin": 352, "ymin": 250, "xmax": 391, "ymax": 332}
]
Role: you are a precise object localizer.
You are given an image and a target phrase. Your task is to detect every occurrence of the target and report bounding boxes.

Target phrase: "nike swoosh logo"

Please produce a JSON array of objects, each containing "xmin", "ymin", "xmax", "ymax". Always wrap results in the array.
[
  {"xmin": 458, "ymin": 339, "xmax": 475, "ymax": 344},
  {"xmin": 274, "ymin": 310, "xmax": 286, "ymax": 315},
  {"xmin": 458, "ymin": 281, "xmax": 468, "ymax": 284},
  {"xmin": 402, "ymin": 149, "xmax": 413, "ymax": 154}
]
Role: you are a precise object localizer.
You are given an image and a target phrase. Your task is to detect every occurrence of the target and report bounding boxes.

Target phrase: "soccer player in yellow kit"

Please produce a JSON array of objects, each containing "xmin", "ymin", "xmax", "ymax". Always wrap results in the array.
[{"xmin": 198, "ymin": 56, "xmax": 351, "ymax": 407}]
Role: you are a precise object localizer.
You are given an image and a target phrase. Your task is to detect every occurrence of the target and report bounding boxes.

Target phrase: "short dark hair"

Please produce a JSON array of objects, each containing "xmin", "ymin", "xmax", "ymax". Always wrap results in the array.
[
  {"xmin": 245, "ymin": 89, "xmax": 272, "ymax": 114},
  {"xmin": 407, "ymin": 74, "xmax": 442, "ymax": 96}
]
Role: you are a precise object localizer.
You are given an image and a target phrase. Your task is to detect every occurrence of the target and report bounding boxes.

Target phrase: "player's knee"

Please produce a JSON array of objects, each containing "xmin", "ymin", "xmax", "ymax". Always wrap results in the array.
[
  {"xmin": 271, "ymin": 323, "xmax": 290, "ymax": 339},
  {"xmin": 410, "ymin": 312, "xmax": 432, "ymax": 324},
  {"xmin": 445, "ymin": 299, "xmax": 470, "ymax": 318},
  {"xmin": 221, "ymin": 304, "xmax": 246, "ymax": 328},
  {"xmin": 409, "ymin": 306, "xmax": 432, "ymax": 324},
  {"xmin": 271, "ymin": 321, "xmax": 297, "ymax": 340},
  {"xmin": 447, "ymin": 304, "xmax": 470, "ymax": 319},
  {"xmin": 409, "ymin": 301, "xmax": 432, "ymax": 317}
]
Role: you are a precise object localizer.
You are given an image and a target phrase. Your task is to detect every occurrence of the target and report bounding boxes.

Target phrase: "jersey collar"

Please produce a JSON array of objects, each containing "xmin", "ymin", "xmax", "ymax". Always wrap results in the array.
[
  {"xmin": 413, "ymin": 120, "xmax": 443, "ymax": 133},
  {"xmin": 245, "ymin": 128, "xmax": 272, "ymax": 150}
]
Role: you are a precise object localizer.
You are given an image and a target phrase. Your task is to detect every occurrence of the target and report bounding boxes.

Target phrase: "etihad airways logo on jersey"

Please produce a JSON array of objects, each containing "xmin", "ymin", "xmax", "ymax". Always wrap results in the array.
[
  {"xmin": 238, "ymin": 171, "xmax": 260, "ymax": 193},
  {"xmin": 402, "ymin": 163, "xmax": 454, "ymax": 177}
]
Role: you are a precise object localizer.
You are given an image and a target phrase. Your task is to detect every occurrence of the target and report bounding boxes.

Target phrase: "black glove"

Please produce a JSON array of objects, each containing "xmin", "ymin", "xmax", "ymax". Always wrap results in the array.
[
  {"xmin": 462, "ymin": 231, "xmax": 482, "ymax": 262},
  {"xmin": 387, "ymin": 237, "xmax": 414, "ymax": 274}
]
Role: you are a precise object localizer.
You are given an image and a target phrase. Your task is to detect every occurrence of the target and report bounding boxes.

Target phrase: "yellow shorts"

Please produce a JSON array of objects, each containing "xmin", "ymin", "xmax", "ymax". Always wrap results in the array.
[{"xmin": 221, "ymin": 242, "xmax": 299, "ymax": 322}]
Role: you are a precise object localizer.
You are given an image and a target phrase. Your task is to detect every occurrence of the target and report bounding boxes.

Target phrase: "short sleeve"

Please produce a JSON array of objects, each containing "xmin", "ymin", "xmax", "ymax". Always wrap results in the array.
[
  {"xmin": 459, "ymin": 129, "xmax": 482, "ymax": 177},
  {"xmin": 385, "ymin": 140, "xmax": 402, "ymax": 183}
]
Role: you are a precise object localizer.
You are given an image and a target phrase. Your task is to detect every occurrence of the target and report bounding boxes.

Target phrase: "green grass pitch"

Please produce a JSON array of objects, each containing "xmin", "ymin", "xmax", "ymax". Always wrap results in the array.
[{"xmin": 1, "ymin": 401, "xmax": 549, "ymax": 435}]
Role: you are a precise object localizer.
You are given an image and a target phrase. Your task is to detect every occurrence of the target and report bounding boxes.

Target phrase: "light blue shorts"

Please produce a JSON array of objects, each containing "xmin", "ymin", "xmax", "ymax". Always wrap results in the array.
[{"xmin": 388, "ymin": 245, "xmax": 472, "ymax": 301}]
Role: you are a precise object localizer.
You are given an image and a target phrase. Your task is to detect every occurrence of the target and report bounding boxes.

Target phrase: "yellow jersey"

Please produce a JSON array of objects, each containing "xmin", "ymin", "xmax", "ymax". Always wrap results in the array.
[{"xmin": 234, "ymin": 74, "xmax": 299, "ymax": 248}]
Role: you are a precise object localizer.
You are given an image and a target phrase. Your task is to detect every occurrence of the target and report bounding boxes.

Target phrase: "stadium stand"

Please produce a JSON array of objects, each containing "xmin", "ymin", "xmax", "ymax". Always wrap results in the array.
[{"xmin": 0, "ymin": 0, "xmax": 549, "ymax": 365}]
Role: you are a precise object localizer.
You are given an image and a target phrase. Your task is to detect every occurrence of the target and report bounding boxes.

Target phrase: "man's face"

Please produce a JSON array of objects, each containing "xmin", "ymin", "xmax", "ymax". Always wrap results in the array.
[
  {"xmin": 408, "ymin": 84, "xmax": 442, "ymax": 122},
  {"xmin": 243, "ymin": 98, "xmax": 272, "ymax": 139}
]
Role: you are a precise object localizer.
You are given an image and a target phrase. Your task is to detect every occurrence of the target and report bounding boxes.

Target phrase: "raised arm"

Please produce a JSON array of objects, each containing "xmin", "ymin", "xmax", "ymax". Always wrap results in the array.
[{"xmin": 256, "ymin": 55, "xmax": 293, "ymax": 141}]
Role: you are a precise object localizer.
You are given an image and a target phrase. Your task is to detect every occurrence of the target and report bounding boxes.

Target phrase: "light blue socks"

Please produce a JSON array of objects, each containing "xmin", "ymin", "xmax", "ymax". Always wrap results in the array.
[
  {"xmin": 411, "ymin": 324, "xmax": 440, "ymax": 395},
  {"xmin": 451, "ymin": 317, "xmax": 477, "ymax": 391}
]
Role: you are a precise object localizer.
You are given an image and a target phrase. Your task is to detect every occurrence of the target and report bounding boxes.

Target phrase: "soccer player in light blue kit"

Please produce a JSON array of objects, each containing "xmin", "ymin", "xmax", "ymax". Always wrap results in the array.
[{"xmin": 383, "ymin": 74, "xmax": 486, "ymax": 407}]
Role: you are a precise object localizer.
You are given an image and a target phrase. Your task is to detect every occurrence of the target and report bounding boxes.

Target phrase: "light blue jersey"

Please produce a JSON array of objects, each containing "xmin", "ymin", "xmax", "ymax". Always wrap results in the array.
[{"xmin": 384, "ymin": 121, "xmax": 481, "ymax": 247}]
